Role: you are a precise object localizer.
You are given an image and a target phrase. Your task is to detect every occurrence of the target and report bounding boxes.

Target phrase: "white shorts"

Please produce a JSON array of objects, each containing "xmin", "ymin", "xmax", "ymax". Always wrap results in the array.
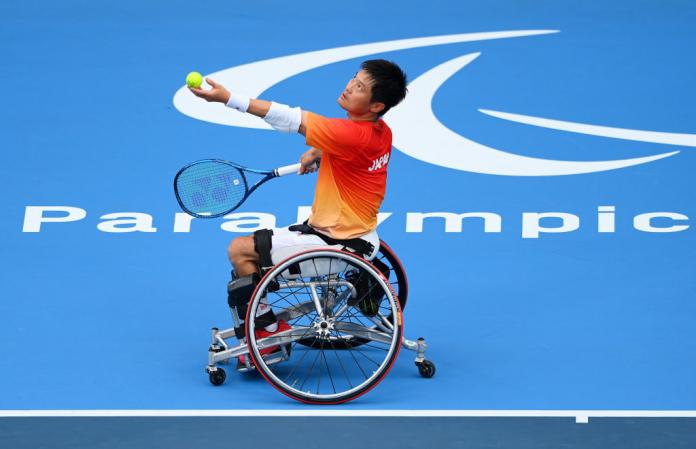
[{"xmin": 270, "ymin": 225, "xmax": 380, "ymax": 265}]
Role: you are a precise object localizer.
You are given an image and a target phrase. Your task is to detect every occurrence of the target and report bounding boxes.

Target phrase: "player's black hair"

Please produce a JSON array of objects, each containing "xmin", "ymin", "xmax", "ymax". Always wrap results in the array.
[{"xmin": 361, "ymin": 59, "xmax": 408, "ymax": 116}]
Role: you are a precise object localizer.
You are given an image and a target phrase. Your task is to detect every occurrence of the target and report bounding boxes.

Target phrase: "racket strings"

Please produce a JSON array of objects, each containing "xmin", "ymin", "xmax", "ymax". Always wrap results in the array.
[{"xmin": 176, "ymin": 161, "xmax": 247, "ymax": 216}]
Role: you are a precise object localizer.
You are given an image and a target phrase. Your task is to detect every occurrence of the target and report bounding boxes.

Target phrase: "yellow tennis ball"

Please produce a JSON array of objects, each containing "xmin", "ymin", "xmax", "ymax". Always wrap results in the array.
[{"xmin": 186, "ymin": 71, "xmax": 203, "ymax": 88}]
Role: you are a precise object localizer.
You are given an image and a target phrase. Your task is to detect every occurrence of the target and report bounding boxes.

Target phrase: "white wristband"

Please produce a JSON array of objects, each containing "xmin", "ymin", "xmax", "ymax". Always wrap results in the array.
[
  {"xmin": 263, "ymin": 101, "xmax": 302, "ymax": 133},
  {"xmin": 225, "ymin": 94, "xmax": 250, "ymax": 113}
]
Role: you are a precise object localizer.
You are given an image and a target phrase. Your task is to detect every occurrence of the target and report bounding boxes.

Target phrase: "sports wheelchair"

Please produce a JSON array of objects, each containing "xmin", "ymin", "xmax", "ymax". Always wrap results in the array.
[{"xmin": 205, "ymin": 240, "xmax": 435, "ymax": 404}]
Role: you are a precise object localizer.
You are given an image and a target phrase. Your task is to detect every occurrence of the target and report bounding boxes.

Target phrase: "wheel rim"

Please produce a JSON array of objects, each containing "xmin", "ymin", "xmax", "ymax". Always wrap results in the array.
[{"xmin": 246, "ymin": 249, "xmax": 403, "ymax": 403}]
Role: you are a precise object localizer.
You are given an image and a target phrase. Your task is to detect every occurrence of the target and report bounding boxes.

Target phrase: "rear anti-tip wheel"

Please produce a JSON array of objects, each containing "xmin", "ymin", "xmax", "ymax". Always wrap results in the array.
[
  {"xmin": 416, "ymin": 360, "xmax": 436, "ymax": 378},
  {"xmin": 208, "ymin": 367, "xmax": 227, "ymax": 386}
]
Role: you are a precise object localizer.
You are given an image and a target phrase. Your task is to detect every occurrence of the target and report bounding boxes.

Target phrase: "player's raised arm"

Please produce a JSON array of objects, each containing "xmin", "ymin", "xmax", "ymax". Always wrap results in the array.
[{"xmin": 189, "ymin": 77, "xmax": 310, "ymax": 137}]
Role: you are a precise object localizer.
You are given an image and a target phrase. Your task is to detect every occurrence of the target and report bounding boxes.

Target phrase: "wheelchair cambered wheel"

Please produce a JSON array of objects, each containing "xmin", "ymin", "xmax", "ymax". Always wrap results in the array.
[{"xmin": 245, "ymin": 249, "xmax": 403, "ymax": 404}]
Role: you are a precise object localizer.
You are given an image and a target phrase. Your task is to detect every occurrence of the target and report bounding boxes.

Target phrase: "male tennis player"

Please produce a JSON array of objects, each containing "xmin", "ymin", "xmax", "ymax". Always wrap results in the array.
[{"xmin": 190, "ymin": 59, "xmax": 407, "ymax": 349}]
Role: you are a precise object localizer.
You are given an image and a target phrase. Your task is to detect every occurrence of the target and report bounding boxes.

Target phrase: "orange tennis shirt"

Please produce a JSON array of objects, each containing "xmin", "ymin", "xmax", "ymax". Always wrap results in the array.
[{"xmin": 304, "ymin": 111, "xmax": 392, "ymax": 239}]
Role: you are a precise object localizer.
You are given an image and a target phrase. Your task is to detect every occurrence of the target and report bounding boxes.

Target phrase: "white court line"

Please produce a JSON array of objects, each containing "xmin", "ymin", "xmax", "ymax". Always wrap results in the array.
[{"xmin": 2, "ymin": 410, "xmax": 696, "ymax": 424}]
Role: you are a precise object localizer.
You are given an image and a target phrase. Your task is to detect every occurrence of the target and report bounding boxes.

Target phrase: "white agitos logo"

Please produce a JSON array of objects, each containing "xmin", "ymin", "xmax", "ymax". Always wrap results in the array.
[{"xmin": 173, "ymin": 30, "xmax": 696, "ymax": 176}]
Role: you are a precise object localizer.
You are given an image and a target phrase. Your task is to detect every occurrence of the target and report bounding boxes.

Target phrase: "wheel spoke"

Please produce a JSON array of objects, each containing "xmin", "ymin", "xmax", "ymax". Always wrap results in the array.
[
  {"xmin": 299, "ymin": 340, "xmax": 324, "ymax": 392},
  {"xmin": 327, "ymin": 331, "xmax": 353, "ymax": 389}
]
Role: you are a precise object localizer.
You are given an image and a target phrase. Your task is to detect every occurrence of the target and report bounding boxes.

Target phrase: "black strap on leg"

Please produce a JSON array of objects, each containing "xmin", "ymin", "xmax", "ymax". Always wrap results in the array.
[
  {"xmin": 253, "ymin": 229, "xmax": 274, "ymax": 270},
  {"xmin": 227, "ymin": 272, "xmax": 260, "ymax": 317},
  {"xmin": 288, "ymin": 221, "xmax": 374, "ymax": 257},
  {"xmin": 227, "ymin": 272, "xmax": 281, "ymax": 338},
  {"xmin": 254, "ymin": 310, "xmax": 278, "ymax": 329},
  {"xmin": 232, "ymin": 310, "xmax": 278, "ymax": 339}
]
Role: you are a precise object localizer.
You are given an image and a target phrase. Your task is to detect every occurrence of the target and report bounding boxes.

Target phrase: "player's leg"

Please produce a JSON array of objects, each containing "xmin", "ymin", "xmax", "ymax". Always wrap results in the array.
[
  {"xmin": 227, "ymin": 232, "xmax": 274, "ymax": 331},
  {"xmin": 227, "ymin": 235, "xmax": 258, "ymax": 276},
  {"xmin": 226, "ymin": 231, "xmax": 283, "ymax": 366},
  {"xmin": 226, "ymin": 227, "xmax": 326, "ymax": 338}
]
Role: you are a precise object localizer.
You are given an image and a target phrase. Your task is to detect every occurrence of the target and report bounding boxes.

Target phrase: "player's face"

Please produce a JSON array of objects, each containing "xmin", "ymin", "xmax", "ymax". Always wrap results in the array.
[{"xmin": 338, "ymin": 70, "xmax": 384, "ymax": 116}]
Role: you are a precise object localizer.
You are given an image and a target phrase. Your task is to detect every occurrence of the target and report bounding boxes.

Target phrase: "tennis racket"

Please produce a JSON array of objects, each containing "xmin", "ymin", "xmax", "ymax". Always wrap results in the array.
[{"xmin": 174, "ymin": 159, "xmax": 312, "ymax": 218}]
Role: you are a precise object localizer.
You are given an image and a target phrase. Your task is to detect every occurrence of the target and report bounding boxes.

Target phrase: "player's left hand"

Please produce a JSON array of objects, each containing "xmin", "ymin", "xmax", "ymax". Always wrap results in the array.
[{"xmin": 189, "ymin": 77, "xmax": 231, "ymax": 104}]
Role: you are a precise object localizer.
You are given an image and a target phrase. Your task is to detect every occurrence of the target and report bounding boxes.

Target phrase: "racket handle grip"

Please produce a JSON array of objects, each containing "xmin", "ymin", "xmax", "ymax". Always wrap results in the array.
[
  {"xmin": 275, "ymin": 162, "xmax": 318, "ymax": 177},
  {"xmin": 276, "ymin": 163, "xmax": 301, "ymax": 176}
]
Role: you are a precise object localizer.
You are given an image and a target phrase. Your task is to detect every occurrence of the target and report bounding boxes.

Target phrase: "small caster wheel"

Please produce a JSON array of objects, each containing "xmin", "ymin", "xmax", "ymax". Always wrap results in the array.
[
  {"xmin": 416, "ymin": 360, "xmax": 436, "ymax": 378},
  {"xmin": 208, "ymin": 367, "xmax": 227, "ymax": 386}
]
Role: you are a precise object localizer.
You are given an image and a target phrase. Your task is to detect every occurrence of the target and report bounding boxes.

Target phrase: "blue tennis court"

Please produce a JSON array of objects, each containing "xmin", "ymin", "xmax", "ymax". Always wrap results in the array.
[{"xmin": 2, "ymin": 0, "xmax": 695, "ymax": 446}]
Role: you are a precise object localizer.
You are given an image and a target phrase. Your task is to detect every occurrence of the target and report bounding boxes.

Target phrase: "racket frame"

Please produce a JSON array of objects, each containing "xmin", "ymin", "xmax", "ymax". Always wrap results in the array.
[{"xmin": 174, "ymin": 159, "xmax": 301, "ymax": 218}]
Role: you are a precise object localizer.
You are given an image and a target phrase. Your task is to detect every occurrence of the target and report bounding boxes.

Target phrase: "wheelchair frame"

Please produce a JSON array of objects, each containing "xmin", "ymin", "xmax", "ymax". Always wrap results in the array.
[{"xmin": 205, "ymin": 240, "xmax": 435, "ymax": 404}]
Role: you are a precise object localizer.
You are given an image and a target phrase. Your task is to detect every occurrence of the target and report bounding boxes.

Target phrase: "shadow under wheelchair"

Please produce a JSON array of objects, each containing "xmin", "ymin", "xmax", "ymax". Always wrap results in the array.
[{"xmin": 206, "ymin": 240, "xmax": 436, "ymax": 404}]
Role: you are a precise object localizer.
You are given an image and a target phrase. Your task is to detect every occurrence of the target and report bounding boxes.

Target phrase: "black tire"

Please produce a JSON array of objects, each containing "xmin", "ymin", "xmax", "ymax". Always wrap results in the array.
[
  {"xmin": 208, "ymin": 368, "xmax": 227, "ymax": 386},
  {"xmin": 246, "ymin": 249, "xmax": 403, "ymax": 404},
  {"xmin": 375, "ymin": 240, "xmax": 408, "ymax": 310},
  {"xmin": 416, "ymin": 360, "xmax": 436, "ymax": 378}
]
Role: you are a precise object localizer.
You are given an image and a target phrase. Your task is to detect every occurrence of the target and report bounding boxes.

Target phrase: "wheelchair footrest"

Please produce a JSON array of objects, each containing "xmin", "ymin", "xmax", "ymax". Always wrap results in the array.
[{"xmin": 235, "ymin": 347, "xmax": 291, "ymax": 372}]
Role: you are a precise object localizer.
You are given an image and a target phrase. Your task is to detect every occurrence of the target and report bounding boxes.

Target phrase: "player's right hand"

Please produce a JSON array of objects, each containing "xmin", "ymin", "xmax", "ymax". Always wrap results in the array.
[
  {"xmin": 189, "ymin": 77, "xmax": 231, "ymax": 104},
  {"xmin": 299, "ymin": 148, "xmax": 322, "ymax": 174}
]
